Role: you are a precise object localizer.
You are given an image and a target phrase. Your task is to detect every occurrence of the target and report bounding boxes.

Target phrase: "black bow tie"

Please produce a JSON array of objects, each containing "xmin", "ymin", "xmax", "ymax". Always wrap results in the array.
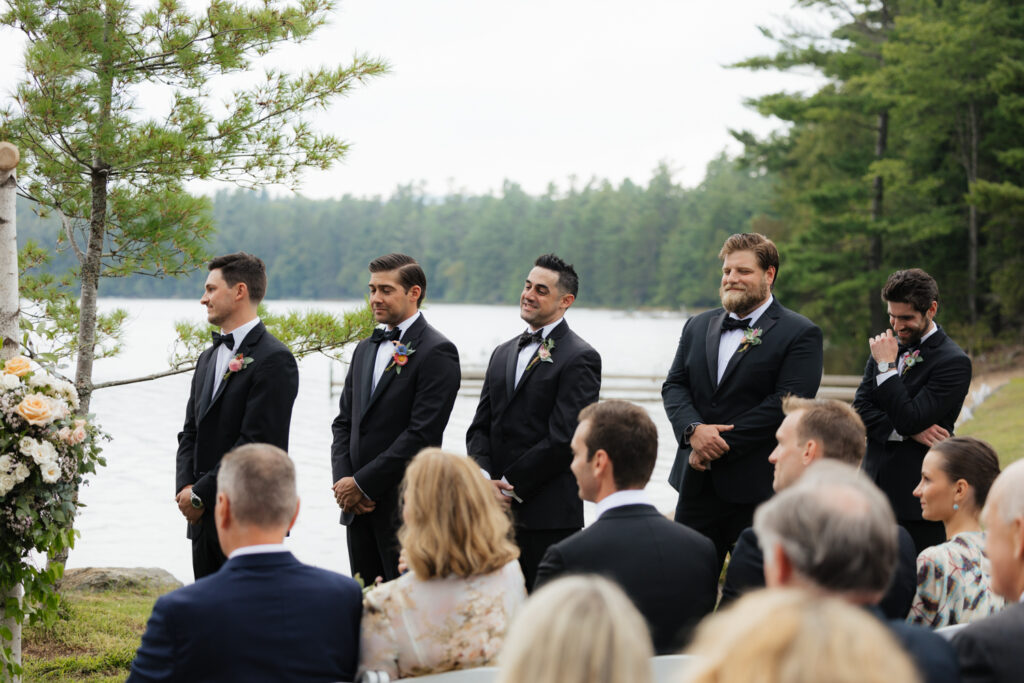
[
  {"xmin": 370, "ymin": 327, "xmax": 401, "ymax": 344},
  {"xmin": 721, "ymin": 317, "xmax": 752, "ymax": 332},
  {"xmin": 518, "ymin": 330, "xmax": 544, "ymax": 350},
  {"xmin": 211, "ymin": 331, "xmax": 235, "ymax": 350}
]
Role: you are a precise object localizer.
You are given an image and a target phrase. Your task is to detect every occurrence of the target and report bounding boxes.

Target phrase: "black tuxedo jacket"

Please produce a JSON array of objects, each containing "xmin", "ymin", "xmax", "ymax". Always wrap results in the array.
[
  {"xmin": 662, "ymin": 300, "xmax": 823, "ymax": 504},
  {"xmin": 534, "ymin": 503, "xmax": 717, "ymax": 654},
  {"xmin": 853, "ymin": 326, "xmax": 971, "ymax": 521},
  {"xmin": 176, "ymin": 322, "xmax": 299, "ymax": 507},
  {"xmin": 720, "ymin": 525, "xmax": 919, "ymax": 620},
  {"xmin": 331, "ymin": 314, "xmax": 460, "ymax": 517},
  {"xmin": 128, "ymin": 551, "xmax": 362, "ymax": 682},
  {"xmin": 953, "ymin": 601, "xmax": 1024, "ymax": 683},
  {"xmin": 466, "ymin": 319, "xmax": 600, "ymax": 530}
]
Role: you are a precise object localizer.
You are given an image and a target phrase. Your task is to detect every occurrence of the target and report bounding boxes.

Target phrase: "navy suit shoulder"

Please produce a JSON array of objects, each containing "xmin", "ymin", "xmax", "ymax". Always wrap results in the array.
[
  {"xmin": 952, "ymin": 602, "xmax": 1024, "ymax": 683},
  {"xmin": 882, "ymin": 612, "xmax": 962, "ymax": 683},
  {"xmin": 720, "ymin": 526, "xmax": 764, "ymax": 607}
]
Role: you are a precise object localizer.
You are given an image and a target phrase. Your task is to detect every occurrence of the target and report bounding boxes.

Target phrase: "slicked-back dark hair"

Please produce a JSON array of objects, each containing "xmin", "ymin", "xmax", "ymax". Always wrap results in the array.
[
  {"xmin": 209, "ymin": 252, "xmax": 267, "ymax": 303},
  {"xmin": 534, "ymin": 253, "xmax": 579, "ymax": 297},
  {"xmin": 931, "ymin": 437, "xmax": 1002, "ymax": 509},
  {"xmin": 881, "ymin": 268, "xmax": 939, "ymax": 315},
  {"xmin": 578, "ymin": 400, "xmax": 657, "ymax": 490},
  {"xmin": 369, "ymin": 253, "xmax": 427, "ymax": 306}
]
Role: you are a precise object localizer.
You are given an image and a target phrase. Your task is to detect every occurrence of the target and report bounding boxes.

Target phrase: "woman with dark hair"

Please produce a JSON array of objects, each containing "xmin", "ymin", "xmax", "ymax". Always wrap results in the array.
[{"xmin": 908, "ymin": 436, "xmax": 1005, "ymax": 626}]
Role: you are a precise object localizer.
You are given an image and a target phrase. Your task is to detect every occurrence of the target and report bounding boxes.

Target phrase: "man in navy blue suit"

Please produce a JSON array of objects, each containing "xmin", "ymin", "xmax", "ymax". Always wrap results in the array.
[{"xmin": 131, "ymin": 443, "xmax": 362, "ymax": 683}]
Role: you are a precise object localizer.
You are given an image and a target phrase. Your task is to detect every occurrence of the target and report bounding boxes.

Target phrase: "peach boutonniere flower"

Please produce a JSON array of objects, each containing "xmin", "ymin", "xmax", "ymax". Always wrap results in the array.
[
  {"xmin": 386, "ymin": 341, "xmax": 416, "ymax": 374},
  {"xmin": 223, "ymin": 352, "xmax": 254, "ymax": 381},
  {"xmin": 738, "ymin": 328, "xmax": 763, "ymax": 353},
  {"xmin": 525, "ymin": 337, "xmax": 556, "ymax": 373}
]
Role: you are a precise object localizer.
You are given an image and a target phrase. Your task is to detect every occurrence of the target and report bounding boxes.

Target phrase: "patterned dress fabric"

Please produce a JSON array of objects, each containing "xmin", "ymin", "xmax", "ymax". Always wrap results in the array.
[
  {"xmin": 359, "ymin": 560, "xmax": 526, "ymax": 679},
  {"xmin": 907, "ymin": 531, "xmax": 1005, "ymax": 627}
]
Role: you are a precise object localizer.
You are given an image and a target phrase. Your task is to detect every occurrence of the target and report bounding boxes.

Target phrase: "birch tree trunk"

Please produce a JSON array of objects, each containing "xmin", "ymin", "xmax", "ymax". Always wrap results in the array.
[{"xmin": 0, "ymin": 140, "xmax": 23, "ymax": 681}]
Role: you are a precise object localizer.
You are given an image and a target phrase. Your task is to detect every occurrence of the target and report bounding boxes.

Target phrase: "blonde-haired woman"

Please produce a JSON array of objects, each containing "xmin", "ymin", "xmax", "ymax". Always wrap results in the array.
[
  {"xmin": 497, "ymin": 575, "xmax": 653, "ymax": 683},
  {"xmin": 683, "ymin": 588, "xmax": 920, "ymax": 683},
  {"xmin": 359, "ymin": 449, "xmax": 525, "ymax": 679}
]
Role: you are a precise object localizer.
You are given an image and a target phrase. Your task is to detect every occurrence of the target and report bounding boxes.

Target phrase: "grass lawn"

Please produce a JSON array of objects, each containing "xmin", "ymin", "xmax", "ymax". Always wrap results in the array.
[
  {"xmin": 21, "ymin": 589, "xmax": 159, "ymax": 682},
  {"xmin": 959, "ymin": 377, "xmax": 1024, "ymax": 466}
]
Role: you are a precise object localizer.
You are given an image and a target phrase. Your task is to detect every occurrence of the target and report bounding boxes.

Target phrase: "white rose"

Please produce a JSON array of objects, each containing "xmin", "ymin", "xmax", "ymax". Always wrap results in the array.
[
  {"xmin": 13, "ymin": 462, "xmax": 29, "ymax": 482},
  {"xmin": 0, "ymin": 454, "xmax": 11, "ymax": 472},
  {"xmin": 36, "ymin": 440, "xmax": 58, "ymax": 465},
  {"xmin": 0, "ymin": 473, "xmax": 15, "ymax": 494},
  {"xmin": 40, "ymin": 461, "xmax": 61, "ymax": 484},
  {"xmin": 19, "ymin": 437, "xmax": 38, "ymax": 457},
  {"xmin": 49, "ymin": 397, "xmax": 70, "ymax": 420},
  {"xmin": 1, "ymin": 373, "xmax": 21, "ymax": 390}
]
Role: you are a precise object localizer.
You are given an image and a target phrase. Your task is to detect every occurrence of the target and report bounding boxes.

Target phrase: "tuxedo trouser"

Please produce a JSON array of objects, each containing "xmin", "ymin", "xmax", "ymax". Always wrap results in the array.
[
  {"xmin": 900, "ymin": 519, "xmax": 946, "ymax": 555},
  {"xmin": 347, "ymin": 490, "xmax": 402, "ymax": 584},
  {"xmin": 675, "ymin": 483, "xmax": 757, "ymax": 575},
  {"xmin": 516, "ymin": 527, "xmax": 579, "ymax": 593},
  {"xmin": 191, "ymin": 515, "xmax": 227, "ymax": 580}
]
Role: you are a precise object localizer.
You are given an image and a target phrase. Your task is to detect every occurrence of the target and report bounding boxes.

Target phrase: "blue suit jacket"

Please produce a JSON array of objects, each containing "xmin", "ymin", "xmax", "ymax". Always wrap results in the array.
[{"xmin": 128, "ymin": 551, "xmax": 362, "ymax": 683}]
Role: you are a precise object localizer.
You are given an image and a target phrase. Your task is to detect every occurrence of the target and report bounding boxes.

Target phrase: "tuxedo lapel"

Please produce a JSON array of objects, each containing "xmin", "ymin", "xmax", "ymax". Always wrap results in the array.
[
  {"xmin": 196, "ymin": 351, "xmax": 216, "ymax": 420},
  {"xmin": 718, "ymin": 304, "xmax": 780, "ymax": 390},
  {"xmin": 363, "ymin": 316, "xmax": 427, "ymax": 418},
  {"xmin": 358, "ymin": 342, "xmax": 375, "ymax": 418},
  {"xmin": 705, "ymin": 311, "xmax": 726, "ymax": 392},
  {"xmin": 504, "ymin": 340, "xmax": 518, "ymax": 402}
]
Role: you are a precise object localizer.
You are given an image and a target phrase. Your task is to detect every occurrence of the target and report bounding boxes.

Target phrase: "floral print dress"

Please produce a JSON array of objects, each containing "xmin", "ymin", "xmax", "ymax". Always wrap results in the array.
[
  {"xmin": 359, "ymin": 560, "xmax": 526, "ymax": 679},
  {"xmin": 907, "ymin": 530, "xmax": 1004, "ymax": 627}
]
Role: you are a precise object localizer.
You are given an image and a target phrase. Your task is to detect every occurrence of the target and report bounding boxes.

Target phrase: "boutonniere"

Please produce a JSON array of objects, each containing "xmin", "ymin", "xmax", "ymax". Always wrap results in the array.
[
  {"xmin": 223, "ymin": 352, "xmax": 254, "ymax": 381},
  {"xmin": 386, "ymin": 341, "xmax": 416, "ymax": 374},
  {"xmin": 525, "ymin": 337, "xmax": 556, "ymax": 373},
  {"xmin": 737, "ymin": 327, "xmax": 763, "ymax": 353},
  {"xmin": 901, "ymin": 349, "xmax": 923, "ymax": 375}
]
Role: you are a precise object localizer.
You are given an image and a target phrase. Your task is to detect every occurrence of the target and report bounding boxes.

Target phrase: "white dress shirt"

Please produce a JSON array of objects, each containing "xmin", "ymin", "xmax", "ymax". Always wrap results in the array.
[
  {"xmin": 228, "ymin": 543, "xmax": 289, "ymax": 559},
  {"xmin": 594, "ymin": 489, "xmax": 653, "ymax": 520},
  {"xmin": 878, "ymin": 322, "xmax": 939, "ymax": 442},
  {"xmin": 211, "ymin": 317, "xmax": 261, "ymax": 398},
  {"xmin": 371, "ymin": 311, "xmax": 421, "ymax": 392},
  {"xmin": 515, "ymin": 317, "xmax": 563, "ymax": 387},
  {"xmin": 717, "ymin": 296, "xmax": 774, "ymax": 383}
]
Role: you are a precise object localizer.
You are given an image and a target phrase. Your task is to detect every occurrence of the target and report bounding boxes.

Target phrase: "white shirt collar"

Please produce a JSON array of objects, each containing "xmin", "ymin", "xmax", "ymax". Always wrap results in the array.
[
  {"xmin": 387, "ymin": 310, "xmax": 421, "ymax": 336},
  {"xmin": 528, "ymin": 317, "xmax": 563, "ymax": 338},
  {"xmin": 728, "ymin": 294, "xmax": 774, "ymax": 327},
  {"xmin": 224, "ymin": 317, "xmax": 261, "ymax": 346},
  {"xmin": 229, "ymin": 543, "xmax": 289, "ymax": 559},
  {"xmin": 919, "ymin": 322, "xmax": 939, "ymax": 345},
  {"xmin": 594, "ymin": 489, "xmax": 653, "ymax": 519}
]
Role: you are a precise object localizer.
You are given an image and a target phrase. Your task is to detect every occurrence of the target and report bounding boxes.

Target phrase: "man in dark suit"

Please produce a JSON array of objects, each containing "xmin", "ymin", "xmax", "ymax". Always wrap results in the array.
[
  {"xmin": 467, "ymin": 254, "xmax": 601, "ymax": 590},
  {"xmin": 952, "ymin": 460, "xmax": 1024, "ymax": 683},
  {"xmin": 662, "ymin": 232, "xmax": 822, "ymax": 569},
  {"xmin": 853, "ymin": 268, "xmax": 972, "ymax": 553},
  {"xmin": 331, "ymin": 253, "xmax": 460, "ymax": 583},
  {"xmin": 535, "ymin": 400, "xmax": 717, "ymax": 653},
  {"xmin": 133, "ymin": 444, "xmax": 362, "ymax": 682},
  {"xmin": 721, "ymin": 396, "xmax": 917, "ymax": 619},
  {"xmin": 176, "ymin": 252, "xmax": 299, "ymax": 579},
  {"xmin": 756, "ymin": 460, "xmax": 959, "ymax": 683}
]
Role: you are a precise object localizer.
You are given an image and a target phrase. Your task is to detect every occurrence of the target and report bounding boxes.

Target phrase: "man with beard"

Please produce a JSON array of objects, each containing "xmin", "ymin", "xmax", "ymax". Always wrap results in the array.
[
  {"xmin": 854, "ymin": 268, "xmax": 971, "ymax": 553},
  {"xmin": 467, "ymin": 254, "xmax": 601, "ymax": 590},
  {"xmin": 662, "ymin": 233, "xmax": 822, "ymax": 571}
]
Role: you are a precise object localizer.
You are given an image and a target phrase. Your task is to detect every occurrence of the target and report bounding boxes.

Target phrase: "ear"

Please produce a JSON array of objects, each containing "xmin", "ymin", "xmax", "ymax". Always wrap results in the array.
[
  {"xmin": 591, "ymin": 449, "xmax": 610, "ymax": 479},
  {"xmin": 1012, "ymin": 518, "xmax": 1024, "ymax": 561},
  {"xmin": 764, "ymin": 543, "xmax": 793, "ymax": 587},
  {"xmin": 927, "ymin": 300, "xmax": 938, "ymax": 318},
  {"xmin": 765, "ymin": 265, "xmax": 777, "ymax": 287},
  {"xmin": 802, "ymin": 439, "xmax": 820, "ymax": 465},
  {"xmin": 287, "ymin": 499, "xmax": 300, "ymax": 533},
  {"xmin": 954, "ymin": 479, "xmax": 970, "ymax": 505},
  {"xmin": 215, "ymin": 492, "xmax": 230, "ymax": 531},
  {"xmin": 560, "ymin": 292, "xmax": 575, "ymax": 309},
  {"xmin": 407, "ymin": 284, "xmax": 422, "ymax": 304},
  {"xmin": 233, "ymin": 281, "xmax": 249, "ymax": 303}
]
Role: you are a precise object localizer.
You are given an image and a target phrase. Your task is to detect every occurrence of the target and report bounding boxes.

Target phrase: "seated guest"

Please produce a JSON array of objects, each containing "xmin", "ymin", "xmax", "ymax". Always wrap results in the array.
[
  {"xmin": 908, "ymin": 436, "xmax": 1004, "ymax": 627},
  {"xmin": 754, "ymin": 460, "xmax": 960, "ymax": 683},
  {"xmin": 721, "ymin": 396, "xmax": 917, "ymax": 619},
  {"xmin": 359, "ymin": 449, "xmax": 526, "ymax": 679},
  {"xmin": 534, "ymin": 399, "xmax": 717, "ymax": 653},
  {"xmin": 953, "ymin": 459, "xmax": 1024, "ymax": 683},
  {"xmin": 684, "ymin": 588, "xmax": 921, "ymax": 683},
  {"xmin": 497, "ymin": 575, "xmax": 653, "ymax": 683},
  {"xmin": 129, "ymin": 444, "xmax": 362, "ymax": 683}
]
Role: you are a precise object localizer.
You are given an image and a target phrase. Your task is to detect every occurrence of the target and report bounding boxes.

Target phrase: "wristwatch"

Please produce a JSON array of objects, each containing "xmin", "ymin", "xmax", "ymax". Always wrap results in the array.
[
  {"xmin": 876, "ymin": 360, "xmax": 895, "ymax": 374},
  {"xmin": 190, "ymin": 491, "xmax": 204, "ymax": 509}
]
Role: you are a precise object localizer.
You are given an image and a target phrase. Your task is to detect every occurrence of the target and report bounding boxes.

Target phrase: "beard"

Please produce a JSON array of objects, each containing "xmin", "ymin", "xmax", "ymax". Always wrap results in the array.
[{"xmin": 720, "ymin": 275, "xmax": 770, "ymax": 315}]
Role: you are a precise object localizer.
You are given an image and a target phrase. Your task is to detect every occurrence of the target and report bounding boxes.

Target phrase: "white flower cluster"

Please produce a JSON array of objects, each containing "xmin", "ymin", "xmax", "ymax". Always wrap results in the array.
[
  {"xmin": 26, "ymin": 371, "xmax": 80, "ymax": 410},
  {"xmin": 0, "ymin": 453, "xmax": 32, "ymax": 497}
]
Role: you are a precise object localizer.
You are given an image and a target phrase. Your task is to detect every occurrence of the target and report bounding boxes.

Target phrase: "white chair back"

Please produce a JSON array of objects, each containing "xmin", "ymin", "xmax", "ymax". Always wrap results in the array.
[
  {"xmin": 652, "ymin": 654, "xmax": 694, "ymax": 683},
  {"xmin": 394, "ymin": 667, "xmax": 499, "ymax": 682},
  {"xmin": 935, "ymin": 623, "xmax": 968, "ymax": 640}
]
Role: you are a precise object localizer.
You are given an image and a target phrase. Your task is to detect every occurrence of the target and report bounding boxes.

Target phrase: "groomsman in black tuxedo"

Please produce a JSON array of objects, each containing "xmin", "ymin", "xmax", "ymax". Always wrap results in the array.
[
  {"xmin": 331, "ymin": 253, "xmax": 460, "ymax": 583},
  {"xmin": 662, "ymin": 233, "xmax": 822, "ymax": 570},
  {"xmin": 176, "ymin": 252, "xmax": 299, "ymax": 579},
  {"xmin": 854, "ymin": 268, "xmax": 971, "ymax": 553},
  {"xmin": 467, "ymin": 254, "xmax": 601, "ymax": 590}
]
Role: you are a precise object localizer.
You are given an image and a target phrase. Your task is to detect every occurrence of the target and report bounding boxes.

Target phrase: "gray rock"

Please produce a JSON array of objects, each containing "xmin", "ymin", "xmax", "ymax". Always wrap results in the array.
[{"xmin": 61, "ymin": 567, "xmax": 183, "ymax": 593}]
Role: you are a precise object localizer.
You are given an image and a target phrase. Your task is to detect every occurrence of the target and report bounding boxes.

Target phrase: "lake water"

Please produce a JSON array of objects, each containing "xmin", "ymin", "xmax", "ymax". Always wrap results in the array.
[{"xmin": 69, "ymin": 299, "xmax": 689, "ymax": 584}]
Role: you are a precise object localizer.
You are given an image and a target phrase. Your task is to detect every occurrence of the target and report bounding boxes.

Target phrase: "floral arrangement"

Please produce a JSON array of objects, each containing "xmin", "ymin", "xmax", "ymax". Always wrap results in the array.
[
  {"xmin": 0, "ymin": 355, "xmax": 106, "ymax": 675},
  {"xmin": 223, "ymin": 352, "xmax": 254, "ymax": 381},
  {"xmin": 901, "ymin": 349, "xmax": 923, "ymax": 374},
  {"xmin": 738, "ymin": 327, "xmax": 763, "ymax": 353},
  {"xmin": 524, "ymin": 337, "xmax": 555, "ymax": 373},
  {"xmin": 386, "ymin": 341, "xmax": 415, "ymax": 374}
]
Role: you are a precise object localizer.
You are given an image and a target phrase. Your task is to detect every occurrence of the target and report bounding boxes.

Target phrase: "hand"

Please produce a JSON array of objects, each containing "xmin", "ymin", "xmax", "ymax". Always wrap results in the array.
[
  {"xmin": 350, "ymin": 499, "xmax": 376, "ymax": 515},
  {"xmin": 911, "ymin": 424, "xmax": 950, "ymax": 447},
  {"xmin": 333, "ymin": 477, "xmax": 375, "ymax": 513},
  {"xmin": 175, "ymin": 486, "xmax": 203, "ymax": 525},
  {"xmin": 688, "ymin": 450, "xmax": 713, "ymax": 472},
  {"xmin": 690, "ymin": 424, "xmax": 733, "ymax": 460},
  {"xmin": 489, "ymin": 479, "xmax": 514, "ymax": 509},
  {"xmin": 869, "ymin": 329, "xmax": 900, "ymax": 365},
  {"xmin": 397, "ymin": 549, "xmax": 408, "ymax": 575}
]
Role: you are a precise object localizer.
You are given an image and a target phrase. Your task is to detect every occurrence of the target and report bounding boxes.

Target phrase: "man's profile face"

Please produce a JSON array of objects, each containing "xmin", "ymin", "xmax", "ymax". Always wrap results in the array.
[
  {"xmin": 768, "ymin": 410, "xmax": 809, "ymax": 492},
  {"xmin": 720, "ymin": 250, "xmax": 774, "ymax": 316},
  {"xmin": 886, "ymin": 300, "xmax": 936, "ymax": 348},
  {"xmin": 982, "ymin": 496, "xmax": 1021, "ymax": 602},
  {"xmin": 520, "ymin": 266, "xmax": 572, "ymax": 329},
  {"xmin": 368, "ymin": 270, "xmax": 419, "ymax": 327},
  {"xmin": 201, "ymin": 269, "xmax": 239, "ymax": 329},
  {"xmin": 569, "ymin": 420, "xmax": 599, "ymax": 502}
]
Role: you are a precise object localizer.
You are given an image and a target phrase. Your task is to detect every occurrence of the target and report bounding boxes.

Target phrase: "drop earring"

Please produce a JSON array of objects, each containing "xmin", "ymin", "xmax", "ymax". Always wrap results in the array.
[{"xmin": 953, "ymin": 503, "xmax": 960, "ymax": 511}]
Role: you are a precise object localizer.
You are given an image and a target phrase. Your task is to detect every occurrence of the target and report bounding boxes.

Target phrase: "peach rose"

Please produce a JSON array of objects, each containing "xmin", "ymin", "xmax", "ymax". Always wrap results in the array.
[
  {"xmin": 71, "ymin": 424, "xmax": 87, "ymax": 444},
  {"xmin": 3, "ymin": 356, "xmax": 31, "ymax": 377},
  {"xmin": 16, "ymin": 393, "xmax": 55, "ymax": 426}
]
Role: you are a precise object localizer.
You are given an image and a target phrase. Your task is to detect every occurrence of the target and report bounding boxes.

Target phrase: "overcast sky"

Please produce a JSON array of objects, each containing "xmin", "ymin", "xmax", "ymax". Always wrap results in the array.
[{"xmin": 0, "ymin": 0, "xmax": 828, "ymax": 199}]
